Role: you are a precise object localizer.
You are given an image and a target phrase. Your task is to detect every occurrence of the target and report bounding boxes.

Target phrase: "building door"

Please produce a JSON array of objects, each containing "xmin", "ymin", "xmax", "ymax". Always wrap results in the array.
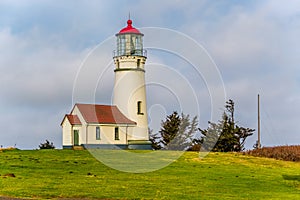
[{"xmin": 73, "ymin": 130, "xmax": 79, "ymax": 146}]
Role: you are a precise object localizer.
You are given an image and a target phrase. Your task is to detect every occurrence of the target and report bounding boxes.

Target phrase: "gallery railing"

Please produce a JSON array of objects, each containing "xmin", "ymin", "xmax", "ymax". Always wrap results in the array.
[{"xmin": 113, "ymin": 49, "xmax": 147, "ymax": 57}]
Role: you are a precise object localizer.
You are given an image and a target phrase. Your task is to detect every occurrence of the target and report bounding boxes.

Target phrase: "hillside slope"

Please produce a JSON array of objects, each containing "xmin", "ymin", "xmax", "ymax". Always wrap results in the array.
[{"xmin": 0, "ymin": 150, "xmax": 300, "ymax": 199}]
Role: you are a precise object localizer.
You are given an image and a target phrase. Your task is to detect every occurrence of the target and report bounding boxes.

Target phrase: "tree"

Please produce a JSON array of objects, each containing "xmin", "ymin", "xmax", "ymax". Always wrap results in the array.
[
  {"xmin": 197, "ymin": 119, "xmax": 224, "ymax": 151},
  {"xmin": 149, "ymin": 128, "xmax": 162, "ymax": 150},
  {"xmin": 159, "ymin": 111, "xmax": 181, "ymax": 149},
  {"xmin": 197, "ymin": 99, "xmax": 254, "ymax": 152},
  {"xmin": 158, "ymin": 112, "xmax": 198, "ymax": 150},
  {"xmin": 175, "ymin": 113, "xmax": 198, "ymax": 150},
  {"xmin": 39, "ymin": 140, "xmax": 55, "ymax": 149}
]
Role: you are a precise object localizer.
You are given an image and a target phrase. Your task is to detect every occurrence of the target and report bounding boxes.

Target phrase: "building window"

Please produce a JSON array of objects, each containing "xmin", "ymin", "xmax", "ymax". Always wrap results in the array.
[
  {"xmin": 115, "ymin": 127, "xmax": 119, "ymax": 140},
  {"xmin": 116, "ymin": 60, "xmax": 119, "ymax": 69},
  {"xmin": 137, "ymin": 59, "xmax": 140, "ymax": 68},
  {"xmin": 137, "ymin": 101, "xmax": 143, "ymax": 115},
  {"xmin": 96, "ymin": 127, "xmax": 100, "ymax": 140}
]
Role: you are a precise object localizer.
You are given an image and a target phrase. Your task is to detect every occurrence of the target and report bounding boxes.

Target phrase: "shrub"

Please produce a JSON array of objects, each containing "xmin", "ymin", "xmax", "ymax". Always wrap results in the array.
[
  {"xmin": 0, "ymin": 147, "xmax": 18, "ymax": 152},
  {"xmin": 244, "ymin": 145, "xmax": 300, "ymax": 162},
  {"xmin": 39, "ymin": 140, "xmax": 55, "ymax": 149}
]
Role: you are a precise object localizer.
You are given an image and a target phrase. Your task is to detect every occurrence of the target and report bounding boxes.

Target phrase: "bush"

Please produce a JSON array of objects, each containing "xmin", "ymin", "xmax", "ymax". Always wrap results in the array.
[
  {"xmin": 187, "ymin": 143, "xmax": 201, "ymax": 151},
  {"xmin": 39, "ymin": 140, "xmax": 55, "ymax": 149},
  {"xmin": 244, "ymin": 145, "xmax": 300, "ymax": 162},
  {"xmin": 0, "ymin": 147, "xmax": 19, "ymax": 152}
]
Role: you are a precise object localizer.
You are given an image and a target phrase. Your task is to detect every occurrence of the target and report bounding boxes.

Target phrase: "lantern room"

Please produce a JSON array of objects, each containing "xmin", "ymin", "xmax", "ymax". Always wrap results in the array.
[{"xmin": 114, "ymin": 19, "xmax": 146, "ymax": 57}]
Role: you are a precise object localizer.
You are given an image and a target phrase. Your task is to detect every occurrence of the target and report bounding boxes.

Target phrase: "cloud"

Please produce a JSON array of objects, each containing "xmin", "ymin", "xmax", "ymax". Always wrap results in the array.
[
  {"xmin": 0, "ymin": 0, "xmax": 300, "ymax": 149},
  {"xmin": 133, "ymin": 0, "xmax": 300, "ymax": 148},
  {"xmin": 0, "ymin": 27, "xmax": 86, "ymax": 148},
  {"xmin": 198, "ymin": 1, "xmax": 300, "ymax": 148},
  {"xmin": 0, "ymin": 28, "xmax": 82, "ymax": 107}
]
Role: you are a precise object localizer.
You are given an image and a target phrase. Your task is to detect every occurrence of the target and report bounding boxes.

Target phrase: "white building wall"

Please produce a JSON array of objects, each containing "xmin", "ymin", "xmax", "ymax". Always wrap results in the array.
[
  {"xmin": 113, "ymin": 56, "xmax": 149, "ymax": 141},
  {"xmin": 62, "ymin": 119, "xmax": 72, "ymax": 146},
  {"xmin": 63, "ymin": 104, "xmax": 138, "ymax": 146},
  {"xmin": 126, "ymin": 126, "xmax": 137, "ymax": 141},
  {"xmin": 71, "ymin": 106, "xmax": 87, "ymax": 145},
  {"xmin": 86, "ymin": 124, "xmax": 134, "ymax": 145},
  {"xmin": 115, "ymin": 56, "xmax": 146, "ymax": 70},
  {"xmin": 62, "ymin": 119, "xmax": 83, "ymax": 146}
]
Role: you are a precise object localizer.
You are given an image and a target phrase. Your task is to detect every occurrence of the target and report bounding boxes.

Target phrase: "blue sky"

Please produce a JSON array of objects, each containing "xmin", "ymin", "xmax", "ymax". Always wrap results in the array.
[{"xmin": 0, "ymin": 0, "xmax": 300, "ymax": 149}]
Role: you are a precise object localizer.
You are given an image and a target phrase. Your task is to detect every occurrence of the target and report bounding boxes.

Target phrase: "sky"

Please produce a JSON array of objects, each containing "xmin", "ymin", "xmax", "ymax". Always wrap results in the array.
[{"xmin": 0, "ymin": 0, "xmax": 300, "ymax": 149}]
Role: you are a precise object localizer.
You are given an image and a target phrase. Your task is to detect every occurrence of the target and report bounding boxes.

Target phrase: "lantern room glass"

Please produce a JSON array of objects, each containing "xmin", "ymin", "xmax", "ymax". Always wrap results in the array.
[{"xmin": 116, "ymin": 33, "xmax": 143, "ymax": 56}]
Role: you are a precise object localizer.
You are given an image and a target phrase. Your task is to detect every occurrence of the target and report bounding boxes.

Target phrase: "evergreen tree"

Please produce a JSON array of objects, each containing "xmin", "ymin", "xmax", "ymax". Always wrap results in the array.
[
  {"xmin": 177, "ymin": 113, "xmax": 198, "ymax": 150},
  {"xmin": 198, "ymin": 119, "xmax": 223, "ymax": 151},
  {"xmin": 198, "ymin": 99, "xmax": 254, "ymax": 152},
  {"xmin": 149, "ymin": 128, "xmax": 162, "ymax": 150},
  {"xmin": 158, "ymin": 112, "xmax": 198, "ymax": 150},
  {"xmin": 160, "ymin": 112, "xmax": 181, "ymax": 150}
]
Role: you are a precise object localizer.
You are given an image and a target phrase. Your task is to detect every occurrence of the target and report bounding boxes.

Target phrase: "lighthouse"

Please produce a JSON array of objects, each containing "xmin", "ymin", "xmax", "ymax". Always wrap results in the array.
[
  {"xmin": 61, "ymin": 19, "xmax": 151, "ymax": 150},
  {"xmin": 113, "ymin": 19, "xmax": 150, "ymax": 147}
]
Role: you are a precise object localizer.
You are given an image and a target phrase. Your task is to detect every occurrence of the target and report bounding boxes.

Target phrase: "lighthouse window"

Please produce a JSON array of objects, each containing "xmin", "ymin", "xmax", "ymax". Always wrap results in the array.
[
  {"xmin": 137, "ymin": 101, "xmax": 143, "ymax": 115},
  {"xmin": 137, "ymin": 59, "xmax": 140, "ymax": 68},
  {"xmin": 135, "ymin": 37, "xmax": 142, "ymax": 54},
  {"xmin": 130, "ymin": 35, "xmax": 135, "ymax": 55},
  {"xmin": 118, "ymin": 35, "xmax": 126, "ymax": 56}
]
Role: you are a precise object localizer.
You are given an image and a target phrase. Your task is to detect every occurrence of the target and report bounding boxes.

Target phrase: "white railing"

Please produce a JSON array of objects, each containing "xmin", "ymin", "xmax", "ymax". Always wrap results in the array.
[{"xmin": 113, "ymin": 49, "xmax": 147, "ymax": 57}]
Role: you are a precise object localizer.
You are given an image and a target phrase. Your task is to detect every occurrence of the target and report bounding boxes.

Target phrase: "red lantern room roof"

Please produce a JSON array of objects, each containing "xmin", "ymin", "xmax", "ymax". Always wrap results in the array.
[{"xmin": 117, "ymin": 19, "xmax": 143, "ymax": 35}]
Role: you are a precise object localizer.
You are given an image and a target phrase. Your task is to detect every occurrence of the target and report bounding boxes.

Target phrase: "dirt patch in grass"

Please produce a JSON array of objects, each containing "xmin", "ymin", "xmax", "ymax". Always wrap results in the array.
[
  {"xmin": 1, "ymin": 173, "xmax": 16, "ymax": 178},
  {"xmin": 0, "ymin": 197, "xmax": 24, "ymax": 200},
  {"xmin": 283, "ymin": 175, "xmax": 300, "ymax": 181}
]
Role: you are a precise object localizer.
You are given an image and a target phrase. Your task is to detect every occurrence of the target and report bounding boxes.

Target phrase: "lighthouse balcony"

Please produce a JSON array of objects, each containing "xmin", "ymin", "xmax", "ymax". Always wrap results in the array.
[{"xmin": 113, "ymin": 49, "xmax": 147, "ymax": 58}]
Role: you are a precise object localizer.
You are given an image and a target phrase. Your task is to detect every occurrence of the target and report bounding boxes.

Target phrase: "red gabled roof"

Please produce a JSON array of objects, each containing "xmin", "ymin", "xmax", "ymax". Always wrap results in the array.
[
  {"xmin": 75, "ymin": 104, "xmax": 136, "ymax": 125},
  {"xmin": 66, "ymin": 114, "xmax": 82, "ymax": 125},
  {"xmin": 61, "ymin": 114, "xmax": 82, "ymax": 126}
]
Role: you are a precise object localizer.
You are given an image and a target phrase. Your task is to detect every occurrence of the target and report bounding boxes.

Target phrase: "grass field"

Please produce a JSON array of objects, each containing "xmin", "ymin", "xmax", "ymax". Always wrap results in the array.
[{"xmin": 0, "ymin": 150, "xmax": 300, "ymax": 199}]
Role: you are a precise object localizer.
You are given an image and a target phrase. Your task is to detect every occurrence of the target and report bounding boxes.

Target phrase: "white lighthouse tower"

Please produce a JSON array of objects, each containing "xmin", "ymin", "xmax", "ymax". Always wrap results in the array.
[{"xmin": 113, "ymin": 19, "xmax": 150, "ymax": 148}]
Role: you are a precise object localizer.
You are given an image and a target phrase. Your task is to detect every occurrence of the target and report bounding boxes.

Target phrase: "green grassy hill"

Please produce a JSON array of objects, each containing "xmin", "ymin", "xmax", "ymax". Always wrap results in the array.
[{"xmin": 0, "ymin": 150, "xmax": 300, "ymax": 199}]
